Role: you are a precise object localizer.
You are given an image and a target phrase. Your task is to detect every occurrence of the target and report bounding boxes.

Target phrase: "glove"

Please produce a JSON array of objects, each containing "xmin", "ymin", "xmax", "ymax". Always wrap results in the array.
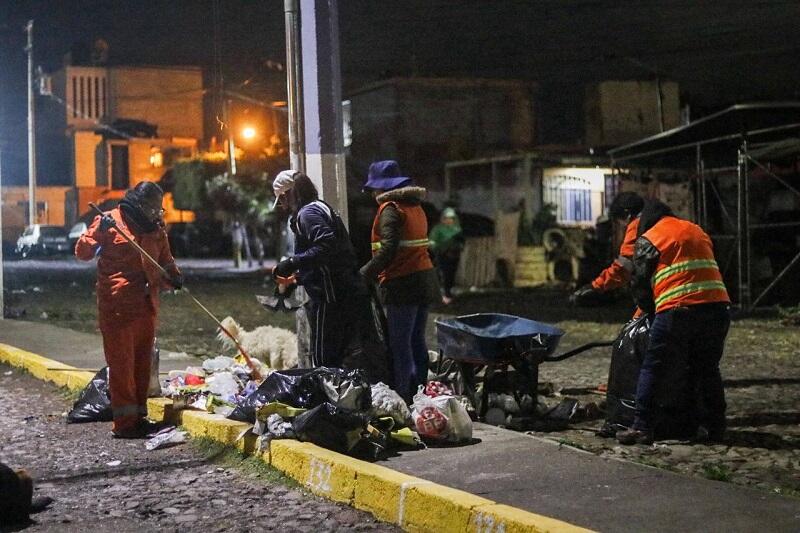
[
  {"xmin": 570, "ymin": 284, "xmax": 596, "ymax": 304},
  {"xmin": 169, "ymin": 274, "xmax": 184, "ymax": 291},
  {"xmin": 99, "ymin": 214, "xmax": 115, "ymax": 232},
  {"xmin": 272, "ymin": 257, "xmax": 297, "ymax": 279}
]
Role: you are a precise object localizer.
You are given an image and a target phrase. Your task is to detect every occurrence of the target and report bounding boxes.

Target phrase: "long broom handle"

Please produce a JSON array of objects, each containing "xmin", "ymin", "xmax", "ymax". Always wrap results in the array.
[{"xmin": 88, "ymin": 203, "xmax": 262, "ymax": 380}]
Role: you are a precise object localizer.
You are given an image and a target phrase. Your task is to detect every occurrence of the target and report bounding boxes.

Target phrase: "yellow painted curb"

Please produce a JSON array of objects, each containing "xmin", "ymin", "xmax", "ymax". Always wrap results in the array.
[
  {"xmin": 1, "ymin": 342, "xmax": 594, "ymax": 533},
  {"xmin": 0, "ymin": 343, "xmax": 95, "ymax": 391}
]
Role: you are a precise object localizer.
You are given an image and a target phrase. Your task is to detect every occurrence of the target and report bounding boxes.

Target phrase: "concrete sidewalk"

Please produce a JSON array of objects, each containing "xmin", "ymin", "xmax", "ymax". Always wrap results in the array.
[{"xmin": 2, "ymin": 319, "xmax": 800, "ymax": 532}]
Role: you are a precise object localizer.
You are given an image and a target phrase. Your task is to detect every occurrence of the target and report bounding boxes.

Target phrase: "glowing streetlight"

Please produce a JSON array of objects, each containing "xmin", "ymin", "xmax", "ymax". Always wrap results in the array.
[{"xmin": 241, "ymin": 126, "xmax": 257, "ymax": 140}]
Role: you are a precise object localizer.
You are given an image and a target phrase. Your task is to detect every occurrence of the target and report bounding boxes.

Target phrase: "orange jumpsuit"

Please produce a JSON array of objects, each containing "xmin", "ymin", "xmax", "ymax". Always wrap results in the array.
[{"xmin": 75, "ymin": 208, "xmax": 180, "ymax": 432}]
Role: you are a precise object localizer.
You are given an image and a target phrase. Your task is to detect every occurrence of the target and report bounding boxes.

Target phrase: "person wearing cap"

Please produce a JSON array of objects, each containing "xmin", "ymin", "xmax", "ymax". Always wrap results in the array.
[
  {"xmin": 360, "ymin": 160, "xmax": 440, "ymax": 401},
  {"xmin": 572, "ymin": 192, "xmax": 644, "ymax": 304},
  {"xmin": 429, "ymin": 207, "xmax": 465, "ymax": 305},
  {"xmin": 271, "ymin": 170, "xmax": 367, "ymax": 368}
]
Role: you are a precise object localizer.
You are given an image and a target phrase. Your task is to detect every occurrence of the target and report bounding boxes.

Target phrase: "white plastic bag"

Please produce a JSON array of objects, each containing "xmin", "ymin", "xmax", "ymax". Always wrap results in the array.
[
  {"xmin": 370, "ymin": 382, "xmax": 412, "ymax": 426},
  {"xmin": 206, "ymin": 372, "xmax": 240, "ymax": 400},
  {"xmin": 411, "ymin": 390, "xmax": 472, "ymax": 443}
]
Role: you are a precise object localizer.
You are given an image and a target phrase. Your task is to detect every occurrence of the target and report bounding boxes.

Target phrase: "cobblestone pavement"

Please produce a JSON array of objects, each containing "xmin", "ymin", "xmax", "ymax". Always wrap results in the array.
[
  {"xmin": 0, "ymin": 365, "xmax": 398, "ymax": 533},
  {"xmin": 530, "ymin": 320, "xmax": 800, "ymax": 497}
]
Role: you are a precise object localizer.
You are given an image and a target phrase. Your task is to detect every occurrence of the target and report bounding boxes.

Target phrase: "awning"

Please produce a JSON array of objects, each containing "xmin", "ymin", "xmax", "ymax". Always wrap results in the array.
[{"xmin": 608, "ymin": 102, "xmax": 800, "ymax": 166}]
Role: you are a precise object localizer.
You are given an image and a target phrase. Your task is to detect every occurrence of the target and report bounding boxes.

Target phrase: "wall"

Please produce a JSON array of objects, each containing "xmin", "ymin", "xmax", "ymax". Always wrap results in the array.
[
  {"xmin": 584, "ymin": 80, "xmax": 680, "ymax": 147},
  {"xmin": 348, "ymin": 78, "xmax": 537, "ymax": 190},
  {"xmin": 108, "ymin": 66, "xmax": 204, "ymax": 140},
  {"xmin": 1, "ymin": 186, "xmax": 72, "ymax": 242},
  {"xmin": 73, "ymin": 131, "xmax": 103, "ymax": 188}
]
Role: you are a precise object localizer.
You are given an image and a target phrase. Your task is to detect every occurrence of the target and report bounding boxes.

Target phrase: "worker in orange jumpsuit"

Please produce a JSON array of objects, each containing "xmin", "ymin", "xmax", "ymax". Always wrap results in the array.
[
  {"xmin": 571, "ymin": 192, "xmax": 644, "ymax": 304},
  {"xmin": 75, "ymin": 182, "xmax": 182, "ymax": 438}
]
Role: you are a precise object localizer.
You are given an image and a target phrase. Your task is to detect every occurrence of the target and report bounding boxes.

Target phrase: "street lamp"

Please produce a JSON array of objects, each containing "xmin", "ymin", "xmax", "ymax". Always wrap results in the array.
[{"xmin": 241, "ymin": 126, "xmax": 256, "ymax": 140}]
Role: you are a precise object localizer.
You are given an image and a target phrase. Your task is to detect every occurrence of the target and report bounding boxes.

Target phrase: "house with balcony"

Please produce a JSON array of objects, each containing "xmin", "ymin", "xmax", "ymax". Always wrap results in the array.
[{"xmin": 2, "ymin": 61, "xmax": 203, "ymax": 244}]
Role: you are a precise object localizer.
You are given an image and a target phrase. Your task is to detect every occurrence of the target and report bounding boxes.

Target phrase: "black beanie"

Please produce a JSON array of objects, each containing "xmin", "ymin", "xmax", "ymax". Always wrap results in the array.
[{"xmin": 608, "ymin": 192, "xmax": 644, "ymax": 220}]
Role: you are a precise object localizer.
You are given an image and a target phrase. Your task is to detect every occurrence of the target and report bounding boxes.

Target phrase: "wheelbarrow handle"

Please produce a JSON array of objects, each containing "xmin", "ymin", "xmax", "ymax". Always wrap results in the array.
[{"xmin": 543, "ymin": 340, "xmax": 615, "ymax": 362}]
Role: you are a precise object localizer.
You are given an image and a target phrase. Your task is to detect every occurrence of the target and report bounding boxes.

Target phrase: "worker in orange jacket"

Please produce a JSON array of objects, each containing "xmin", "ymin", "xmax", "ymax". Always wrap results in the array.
[
  {"xmin": 572, "ymin": 192, "xmax": 644, "ymax": 303},
  {"xmin": 617, "ymin": 200, "xmax": 730, "ymax": 445},
  {"xmin": 75, "ymin": 182, "xmax": 182, "ymax": 438}
]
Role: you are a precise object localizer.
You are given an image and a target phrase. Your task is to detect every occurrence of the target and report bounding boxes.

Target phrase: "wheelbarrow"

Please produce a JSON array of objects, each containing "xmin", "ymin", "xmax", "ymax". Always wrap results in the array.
[{"xmin": 434, "ymin": 313, "xmax": 613, "ymax": 418}]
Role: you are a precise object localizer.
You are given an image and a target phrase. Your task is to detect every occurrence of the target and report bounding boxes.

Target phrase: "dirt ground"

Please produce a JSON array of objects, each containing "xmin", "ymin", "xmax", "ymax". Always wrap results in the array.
[{"xmin": 4, "ymin": 259, "xmax": 800, "ymax": 498}]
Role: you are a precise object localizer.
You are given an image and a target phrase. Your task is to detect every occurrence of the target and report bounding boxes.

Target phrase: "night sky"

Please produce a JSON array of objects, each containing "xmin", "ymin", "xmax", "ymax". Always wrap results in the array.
[{"xmin": 2, "ymin": 0, "xmax": 800, "ymax": 184}]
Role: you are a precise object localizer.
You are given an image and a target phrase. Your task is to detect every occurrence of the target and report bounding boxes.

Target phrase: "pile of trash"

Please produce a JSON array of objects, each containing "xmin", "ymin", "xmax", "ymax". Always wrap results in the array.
[
  {"xmin": 227, "ymin": 367, "xmax": 416, "ymax": 458},
  {"xmin": 161, "ymin": 355, "xmax": 266, "ymax": 417}
]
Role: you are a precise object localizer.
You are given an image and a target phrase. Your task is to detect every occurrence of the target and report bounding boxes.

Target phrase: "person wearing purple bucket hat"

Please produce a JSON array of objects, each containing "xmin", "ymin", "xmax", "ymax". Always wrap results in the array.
[{"xmin": 360, "ymin": 160, "xmax": 440, "ymax": 401}]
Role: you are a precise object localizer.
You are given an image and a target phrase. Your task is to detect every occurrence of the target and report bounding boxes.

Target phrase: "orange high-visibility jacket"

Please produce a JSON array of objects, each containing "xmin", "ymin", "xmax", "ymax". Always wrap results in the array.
[
  {"xmin": 634, "ymin": 216, "xmax": 729, "ymax": 314},
  {"xmin": 75, "ymin": 207, "xmax": 179, "ymax": 318},
  {"xmin": 370, "ymin": 201, "xmax": 433, "ymax": 284},
  {"xmin": 592, "ymin": 217, "xmax": 640, "ymax": 291}
]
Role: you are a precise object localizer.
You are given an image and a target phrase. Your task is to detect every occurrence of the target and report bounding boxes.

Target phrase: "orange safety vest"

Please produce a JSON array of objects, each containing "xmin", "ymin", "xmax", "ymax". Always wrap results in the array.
[
  {"xmin": 371, "ymin": 201, "xmax": 433, "ymax": 284},
  {"xmin": 642, "ymin": 217, "xmax": 730, "ymax": 313}
]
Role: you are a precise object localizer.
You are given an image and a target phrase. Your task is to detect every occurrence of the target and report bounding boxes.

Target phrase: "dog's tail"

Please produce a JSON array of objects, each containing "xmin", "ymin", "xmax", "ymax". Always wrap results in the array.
[{"xmin": 218, "ymin": 316, "xmax": 241, "ymax": 350}]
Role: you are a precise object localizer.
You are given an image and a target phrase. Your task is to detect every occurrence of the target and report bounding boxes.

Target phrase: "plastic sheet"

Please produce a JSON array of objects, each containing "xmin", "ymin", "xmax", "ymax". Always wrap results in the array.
[{"xmin": 66, "ymin": 367, "xmax": 112, "ymax": 423}]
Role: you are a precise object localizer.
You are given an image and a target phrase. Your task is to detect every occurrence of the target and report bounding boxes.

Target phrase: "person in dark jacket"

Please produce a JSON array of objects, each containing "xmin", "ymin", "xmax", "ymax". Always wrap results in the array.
[
  {"xmin": 617, "ymin": 200, "xmax": 731, "ymax": 445},
  {"xmin": 271, "ymin": 170, "xmax": 368, "ymax": 368},
  {"xmin": 360, "ymin": 160, "xmax": 440, "ymax": 401}
]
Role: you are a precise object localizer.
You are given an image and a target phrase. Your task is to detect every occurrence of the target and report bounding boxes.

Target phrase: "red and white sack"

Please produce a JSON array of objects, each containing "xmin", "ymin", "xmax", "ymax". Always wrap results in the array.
[{"xmin": 411, "ymin": 390, "xmax": 473, "ymax": 443}]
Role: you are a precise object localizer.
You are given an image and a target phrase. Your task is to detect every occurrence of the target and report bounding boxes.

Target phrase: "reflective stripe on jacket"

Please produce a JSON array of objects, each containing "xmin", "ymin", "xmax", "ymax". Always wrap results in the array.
[
  {"xmin": 370, "ymin": 201, "xmax": 433, "ymax": 284},
  {"xmin": 641, "ymin": 217, "xmax": 729, "ymax": 313}
]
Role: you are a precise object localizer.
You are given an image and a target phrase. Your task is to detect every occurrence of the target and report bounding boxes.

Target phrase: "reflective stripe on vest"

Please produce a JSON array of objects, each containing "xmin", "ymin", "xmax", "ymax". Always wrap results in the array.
[
  {"xmin": 643, "ymin": 216, "xmax": 730, "ymax": 313},
  {"xmin": 652, "ymin": 259, "xmax": 719, "ymax": 285},
  {"xmin": 371, "ymin": 238, "xmax": 430, "ymax": 251},
  {"xmin": 654, "ymin": 280, "xmax": 728, "ymax": 308}
]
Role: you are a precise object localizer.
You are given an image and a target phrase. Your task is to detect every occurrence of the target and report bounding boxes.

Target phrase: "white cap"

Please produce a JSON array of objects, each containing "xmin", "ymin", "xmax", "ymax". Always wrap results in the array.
[{"xmin": 272, "ymin": 170, "xmax": 299, "ymax": 208}]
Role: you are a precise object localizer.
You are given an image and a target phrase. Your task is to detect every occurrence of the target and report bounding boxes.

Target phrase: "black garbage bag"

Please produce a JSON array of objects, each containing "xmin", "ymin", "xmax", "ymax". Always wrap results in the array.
[
  {"xmin": 604, "ymin": 316, "xmax": 650, "ymax": 430},
  {"xmin": 340, "ymin": 289, "xmax": 393, "ymax": 386},
  {"xmin": 67, "ymin": 367, "xmax": 112, "ymax": 423},
  {"xmin": 292, "ymin": 402, "xmax": 370, "ymax": 454},
  {"xmin": 228, "ymin": 367, "xmax": 371, "ymax": 423},
  {"xmin": 603, "ymin": 315, "xmax": 698, "ymax": 439}
]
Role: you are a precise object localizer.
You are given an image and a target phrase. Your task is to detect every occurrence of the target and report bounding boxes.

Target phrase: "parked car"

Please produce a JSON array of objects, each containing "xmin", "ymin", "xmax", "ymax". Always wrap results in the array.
[
  {"xmin": 67, "ymin": 222, "xmax": 88, "ymax": 250},
  {"xmin": 16, "ymin": 224, "xmax": 71, "ymax": 258}
]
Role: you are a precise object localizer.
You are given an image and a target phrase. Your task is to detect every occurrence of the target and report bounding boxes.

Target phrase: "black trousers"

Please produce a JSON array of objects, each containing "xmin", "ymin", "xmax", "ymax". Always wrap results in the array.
[{"xmin": 634, "ymin": 302, "xmax": 731, "ymax": 433}]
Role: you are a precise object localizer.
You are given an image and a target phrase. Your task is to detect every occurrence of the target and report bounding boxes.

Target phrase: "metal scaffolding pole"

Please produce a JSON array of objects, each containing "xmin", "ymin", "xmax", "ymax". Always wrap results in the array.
[{"xmin": 736, "ymin": 141, "xmax": 751, "ymax": 309}]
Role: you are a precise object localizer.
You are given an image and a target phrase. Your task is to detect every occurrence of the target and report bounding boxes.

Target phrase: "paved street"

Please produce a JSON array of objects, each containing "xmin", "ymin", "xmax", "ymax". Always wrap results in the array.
[{"xmin": 0, "ymin": 364, "xmax": 397, "ymax": 533}]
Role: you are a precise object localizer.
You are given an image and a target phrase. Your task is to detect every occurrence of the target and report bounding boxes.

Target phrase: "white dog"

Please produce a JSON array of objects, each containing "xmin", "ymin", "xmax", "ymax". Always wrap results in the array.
[{"xmin": 218, "ymin": 316, "xmax": 299, "ymax": 371}]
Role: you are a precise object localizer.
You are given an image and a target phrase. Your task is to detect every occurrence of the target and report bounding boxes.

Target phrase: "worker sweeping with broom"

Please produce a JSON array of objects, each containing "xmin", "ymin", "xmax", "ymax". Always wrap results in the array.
[{"xmin": 75, "ymin": 182, "xmax": 183, "ymax": 438}]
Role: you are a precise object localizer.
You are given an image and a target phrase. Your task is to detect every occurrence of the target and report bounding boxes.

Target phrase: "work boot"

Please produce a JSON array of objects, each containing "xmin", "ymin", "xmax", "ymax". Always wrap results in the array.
[
  {"xmin": 616, "ymin": 428, "xmax": 654, "ymax": 445},
  {"xmin": 111, "ymin": 425, "xmax": 147, "ymax": 439},
  {"xmin": 29, "ymin": 496, "xmax": 54, "ymax": 514},
  {"xmin": 137, "ymin": 419, "xmax": 171, "ymax": 437}
]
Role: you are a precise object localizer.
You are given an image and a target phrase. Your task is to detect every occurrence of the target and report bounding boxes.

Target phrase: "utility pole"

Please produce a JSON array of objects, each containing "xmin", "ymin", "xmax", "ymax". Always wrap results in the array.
[
  {"xmin": 26, "ymin": 20, "xmax": 36, "ymax": 225},
  {"xmin": 299, "ymin": 0, "xmax": 347, "ymax": 223},
  {"xmin": 284, "ymin": 0, "xmax": 305, "ymax": 173},
  {"xmin": 224, "ymin": 99, "xmax": 237, "ymax": 175},
  {"xmin": 0, "ymin": 147, "xmax": 4, "ymax": 320}
]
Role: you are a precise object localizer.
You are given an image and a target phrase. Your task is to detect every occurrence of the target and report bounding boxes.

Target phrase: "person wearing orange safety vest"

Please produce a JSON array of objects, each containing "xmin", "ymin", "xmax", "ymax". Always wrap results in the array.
[
  {"xmin": 617, "ymin": 200, "xmax": 731, "ymax": 445},
  {"xmin": 75, "ymin": 182, "xmax": 182, "ymax": 439},
  {"xmin": 571, "ymin": 192, "xmax": 643, "ymax": 304},
  {"xmin": 360, "ymin": 160, "xmax": 440, "ymax": 401}
]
